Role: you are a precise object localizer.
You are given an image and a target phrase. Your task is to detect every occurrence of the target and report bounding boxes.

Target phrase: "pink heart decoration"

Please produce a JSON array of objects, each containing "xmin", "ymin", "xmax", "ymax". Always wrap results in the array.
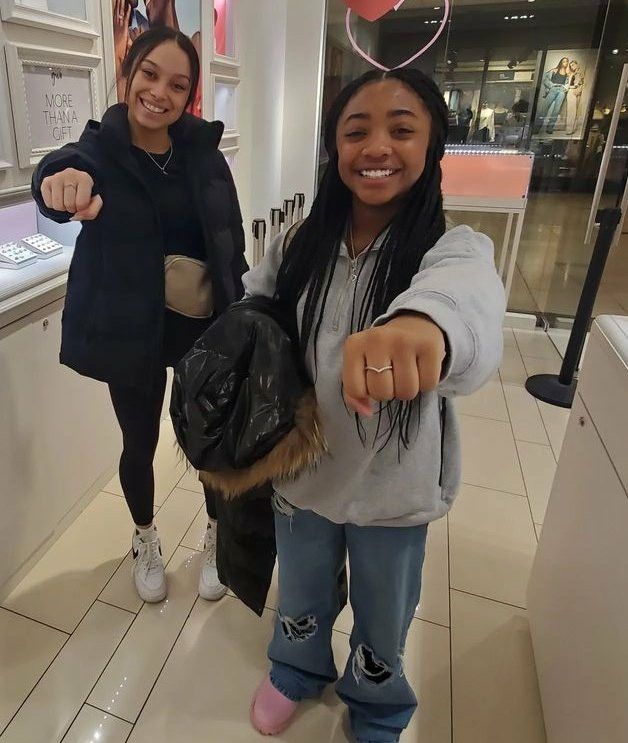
[
  {"xmin": 344, "ymin": 0, "xmax": 406, "ymax": 23},
  {"xmin": 345, "ymin": 0, "xmax": 450, "ymax": 72}
]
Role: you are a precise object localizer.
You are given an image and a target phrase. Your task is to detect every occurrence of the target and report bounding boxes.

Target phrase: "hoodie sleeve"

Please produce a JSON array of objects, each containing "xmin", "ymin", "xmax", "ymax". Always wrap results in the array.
[
  {"xmin": 374, "ymin": 225, "xmax": 506, "ymax": 397},
  {"xmin": 31, "ymin": 122, "xmax": 103, "ymax": 224},
  {"xmin": 241, "ymin": 228, "xmax": 287, "ymax": 299}
]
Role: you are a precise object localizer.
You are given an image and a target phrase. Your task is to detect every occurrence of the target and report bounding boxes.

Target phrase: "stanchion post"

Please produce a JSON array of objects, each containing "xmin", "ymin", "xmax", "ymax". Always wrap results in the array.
[
  {"xmin": 525, "ymin": 208, "xmax": 622, "ymax": 408},
  {"xmin": 252, "ymin": 218, "xmax": 266, "ymax": 266}
]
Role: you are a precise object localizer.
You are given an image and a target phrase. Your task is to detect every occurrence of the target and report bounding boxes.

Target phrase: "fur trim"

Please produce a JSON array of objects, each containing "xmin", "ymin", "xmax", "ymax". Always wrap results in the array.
[{"xmin": 199, "ymin": 388, "xmax": 327, "ymax": 498}]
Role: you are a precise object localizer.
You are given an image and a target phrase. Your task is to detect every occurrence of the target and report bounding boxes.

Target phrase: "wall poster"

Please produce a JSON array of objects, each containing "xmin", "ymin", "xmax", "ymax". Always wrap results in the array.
[
  {"xmin": 533, "ymin": 48, "xmax": 598, "ymax": 140},
  {"xmin": 112, "ymin": 0, "xmax": 202, "ymax": 117}
]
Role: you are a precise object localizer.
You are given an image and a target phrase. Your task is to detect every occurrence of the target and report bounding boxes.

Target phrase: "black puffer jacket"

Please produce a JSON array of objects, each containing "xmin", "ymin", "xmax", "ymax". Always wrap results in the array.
[
  {"xmin": 171, "ymin": 297, "xmax": 327, "ymax": 615},
  {"xmin": 32, "ymin": 104, "xmax": 246, "ymax": 388}
]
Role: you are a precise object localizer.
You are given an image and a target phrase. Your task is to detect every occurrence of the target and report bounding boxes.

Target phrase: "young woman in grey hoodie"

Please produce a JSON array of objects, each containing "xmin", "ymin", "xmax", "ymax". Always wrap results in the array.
[{"xmin": 245, "ymin": 68, "xmax": 506, "ymax": 742}]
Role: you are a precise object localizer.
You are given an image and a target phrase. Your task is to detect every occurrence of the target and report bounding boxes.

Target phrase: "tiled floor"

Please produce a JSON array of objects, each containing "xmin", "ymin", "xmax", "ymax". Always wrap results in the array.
[{"xmin": 0, "ymin": 329, "xmax": 570, "ymax": 742}]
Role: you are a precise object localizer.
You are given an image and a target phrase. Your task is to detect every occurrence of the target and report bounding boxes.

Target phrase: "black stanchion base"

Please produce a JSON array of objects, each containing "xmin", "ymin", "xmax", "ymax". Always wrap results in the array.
[{"xmin": 525, "ymin": 373, "xmax": 576, "ymax": 409}]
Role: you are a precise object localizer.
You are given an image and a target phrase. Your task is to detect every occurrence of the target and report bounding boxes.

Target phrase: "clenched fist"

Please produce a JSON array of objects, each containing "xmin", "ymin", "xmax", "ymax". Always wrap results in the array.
[
  {"xmin": 342, "ymin": 314, "xmax": 447, "ymax": 417},
  {"xmin": 41, "ymin": 168, "xmax": 103, "ymax": 222}
]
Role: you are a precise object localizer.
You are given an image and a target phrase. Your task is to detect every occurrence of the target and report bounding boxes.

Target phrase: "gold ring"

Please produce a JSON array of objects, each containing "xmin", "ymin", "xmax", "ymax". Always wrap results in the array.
[{"xmin": 365, "ymin": 365, "xmax": 393, "ymax": 374}]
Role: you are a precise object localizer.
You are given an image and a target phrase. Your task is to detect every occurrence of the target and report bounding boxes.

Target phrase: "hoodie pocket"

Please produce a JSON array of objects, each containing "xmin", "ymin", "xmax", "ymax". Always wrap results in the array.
[{"xmin": 438, "ymin": 396, "xmax": 447, "ymax": 488}]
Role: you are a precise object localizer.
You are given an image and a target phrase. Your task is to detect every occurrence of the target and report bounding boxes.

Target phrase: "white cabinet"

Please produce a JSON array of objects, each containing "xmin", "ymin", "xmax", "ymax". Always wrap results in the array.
[
  {"xmin": 527, "ymin": 317, "xmax": 628, "ymax": 743},
  {"xmin": 0, "ymin": 299, "xmax": 119, "ymax": 593}
]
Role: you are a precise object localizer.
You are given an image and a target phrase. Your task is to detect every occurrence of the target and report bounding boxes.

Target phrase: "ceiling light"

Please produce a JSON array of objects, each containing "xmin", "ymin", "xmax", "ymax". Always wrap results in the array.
[
  {"xmin": 511, "ymin": 15, "xmax": 519, "ymax": 19},
  {"xmin": 521, "ymin": 14, "xmax": 528, "ymax": 18},
  {"xmin": 504, "ymin": 15, "xmax": 509, "ymax": 20},
  {"xmin": 530, "ymin": 13, "xmax": 535, "ymax": 18},
  {"xmin": 612, "ymin": 49, "xmax": 619, "ymax": 55}
]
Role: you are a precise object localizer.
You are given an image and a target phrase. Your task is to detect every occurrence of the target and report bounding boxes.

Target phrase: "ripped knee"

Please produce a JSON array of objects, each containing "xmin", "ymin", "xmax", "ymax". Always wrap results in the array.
[
  {"xmin": 352, "ymin": 644, "xmax": 394, "ymax": 686},
  {"xmin": 278, "ymin": 611, "xmax": 318, "ymax": 642}
]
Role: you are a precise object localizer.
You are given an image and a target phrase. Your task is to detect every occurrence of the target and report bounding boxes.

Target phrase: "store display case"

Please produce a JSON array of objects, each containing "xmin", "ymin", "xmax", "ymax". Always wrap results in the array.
[
  {"xmin": 442, "ymin": 146, "xmax": 534, "ymax": 300},
  {"xmin": 0, "ymin": 199, "xmax": 119, "ymax": 598}
]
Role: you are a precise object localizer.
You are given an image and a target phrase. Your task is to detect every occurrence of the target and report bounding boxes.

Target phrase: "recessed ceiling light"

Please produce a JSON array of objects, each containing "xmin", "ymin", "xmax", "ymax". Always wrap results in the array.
[
  {"xmin": 612, "ymin": 49, "xmax": 619, "ymax": 54},
  {"xmin": 504, "ymin": 15, "xmax": 509, "ymax": 20},
  {"xmin": 521, "ymin": 14, "xmax": 528, "ymax": 18},
  {"xmin": 512, "ymin": 15, "xmax": 519, "ymax": 19},
  {"xmin": 530, "ymin": 13, "xmax": 535, "ymax": 18}
]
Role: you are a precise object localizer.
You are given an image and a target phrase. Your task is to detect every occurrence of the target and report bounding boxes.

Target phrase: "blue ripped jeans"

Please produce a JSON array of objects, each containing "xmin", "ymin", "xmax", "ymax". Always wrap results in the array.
[{"xmin": 268, "ymin": 494, "xmax": 428, "ymax": 743}]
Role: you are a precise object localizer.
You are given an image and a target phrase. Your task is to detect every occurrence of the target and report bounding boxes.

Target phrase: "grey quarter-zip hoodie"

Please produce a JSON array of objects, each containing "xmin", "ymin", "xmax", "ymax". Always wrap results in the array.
[{"xmin": 242, "ymin": 224, "xmax": 506, "ymax": 528}]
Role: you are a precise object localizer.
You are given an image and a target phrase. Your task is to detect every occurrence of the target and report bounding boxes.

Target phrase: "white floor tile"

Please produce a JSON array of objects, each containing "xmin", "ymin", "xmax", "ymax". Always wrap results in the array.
[
  {"xmin": 128, "ymin": 597, "xmax": 349, "ymax": 742},
  {"xmin": 502, "ymin": 383, "xmax": 549, "ymax": 445},
  {"xmin": 62, "ymin": 705, "xmax": 132, "ymax": 743},
  {"xmin": 514, "ymin": 329, "xmax": 561, "ymax": 361},
  {"xmin": 89, "ymin": 548, "xmax": 199, "ymax": 723},
  {"xmin": 456, "ymin": 378, "xmax": 508, "ymax": 422},
  {"xmin": 99, "ymin": 488, "xmax": 204, "ymax": 614},
  {"xmin": 537, "ymin": 401, "xmax": 570, "ymax": 461},
  {"xmin": 522, "ymin": 355, "xmax": 562, "ymax": 378},
  {"xmin": 176, "ymin": 468, "xmax": 204, "ymax": 495},
  {"xmin": 499, "ymin": 342, "xmax": 528, "ymax": 387},
  {"xmin": 0, "ymin": 608, "xmax": 67, "ymax": 732},
  {"xmin": 449, "ymin": 485, "xmax": 537, "ymax": 608},
  {"xmin": 2, "ymin": 493, "xmax": 130, "ymax": 633},
  {"xmin": 0, "ymin": 601, "xmax": 133, "ymax": 743},
  {"xmin": 180, "ymin": 506, "xmax": 208, "ymax": 552},
  {"xmin": 404, "ymin": 619, "xmax": 452, "ymax": 743},
  {"xmin": 103, "ymin": 420, "xmax": 188, "ymax": 507},
  {"xmin": 450, "ymin": 591, "xmax": 546, "ymax": 743},
  {"xmin": 516, "ymin": 441, "xmax": 557, "ymax": 524},
  {"xmin": 458, "ymin": 415, "xmax": 526, "ymax": 495}
]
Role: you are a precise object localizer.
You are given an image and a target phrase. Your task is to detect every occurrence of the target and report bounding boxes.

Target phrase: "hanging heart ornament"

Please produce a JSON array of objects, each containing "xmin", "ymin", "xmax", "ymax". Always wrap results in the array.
[
  {"xmin": 344, "ymin": 0, "xmax": 450, "ymax": 72},
  {"xmin": 345, "ymin": 0, "xmax": 407, "ymax": 22}
]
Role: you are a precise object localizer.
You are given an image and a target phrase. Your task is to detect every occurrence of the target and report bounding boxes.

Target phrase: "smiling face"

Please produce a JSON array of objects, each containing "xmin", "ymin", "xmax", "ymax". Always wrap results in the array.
[
  {"xmin": 335, "ymin": 79, "xmax": 432, "ymax": 211},
  {"xmin": 126, "ymin": 40, "xmax": 192, "ymax": 135}
]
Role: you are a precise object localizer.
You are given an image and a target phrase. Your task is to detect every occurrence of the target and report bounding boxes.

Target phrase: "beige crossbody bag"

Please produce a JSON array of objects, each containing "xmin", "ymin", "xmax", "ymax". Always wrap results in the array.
[{"xmin": 164, "ymin": 255, "xmax": 214, "ymax": 319}]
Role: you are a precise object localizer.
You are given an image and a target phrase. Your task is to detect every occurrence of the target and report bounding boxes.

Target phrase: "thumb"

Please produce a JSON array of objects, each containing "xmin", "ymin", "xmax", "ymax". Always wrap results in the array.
[
  {"xmin": 343, "ymin": 392, "xmax": 374, "ymax": 418},
  {"xmin": 71, "ymin": 194, "xmax": 103, "ymax": 222}
]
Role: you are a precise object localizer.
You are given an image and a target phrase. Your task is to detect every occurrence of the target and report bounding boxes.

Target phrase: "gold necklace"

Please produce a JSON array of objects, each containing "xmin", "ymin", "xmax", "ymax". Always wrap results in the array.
[{"xmin": 348, "ymin": 222, "xmax": 376, "ymax": 260}]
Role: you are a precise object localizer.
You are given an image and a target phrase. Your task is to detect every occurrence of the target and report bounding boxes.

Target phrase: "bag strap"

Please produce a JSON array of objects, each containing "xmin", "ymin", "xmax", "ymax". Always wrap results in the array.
[{"xmin": 281, "ymin": 219, "xmax": 304, "ymax": 258}]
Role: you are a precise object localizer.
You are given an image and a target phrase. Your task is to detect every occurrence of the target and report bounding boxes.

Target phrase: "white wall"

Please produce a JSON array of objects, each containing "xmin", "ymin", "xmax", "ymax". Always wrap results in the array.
[
  {"xmin": 280, "ymin": 0, "xmax": 327, "ymax": 213},
  {"xmin": 235, "ymin": 0, "xmax": 326, "ymax": 257},
  {"xmin": 236, "ymin": 0, "xmax": 288, "ymax": 241}
]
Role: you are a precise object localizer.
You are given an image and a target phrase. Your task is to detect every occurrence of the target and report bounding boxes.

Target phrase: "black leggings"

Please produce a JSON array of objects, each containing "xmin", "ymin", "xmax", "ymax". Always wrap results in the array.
[{"xmin": 109, "ymin": 311, "xmax": 216, "ymax": 526}]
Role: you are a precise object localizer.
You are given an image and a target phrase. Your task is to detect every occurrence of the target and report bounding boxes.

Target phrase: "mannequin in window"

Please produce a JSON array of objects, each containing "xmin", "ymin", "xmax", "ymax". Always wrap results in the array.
[
  {"xmin": 478, "ymin": 102, "xmax": 496, "ymax": 142},
  {"xmin": 565, "ymin": 60, "xmax": 585, "ymax": 136}
]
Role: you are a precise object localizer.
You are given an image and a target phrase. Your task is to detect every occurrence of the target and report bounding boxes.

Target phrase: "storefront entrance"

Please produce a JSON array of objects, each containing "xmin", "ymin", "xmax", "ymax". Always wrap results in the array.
[{"xmin": 322, "ymin": 0, "xmax": 628, "ymax": 323}]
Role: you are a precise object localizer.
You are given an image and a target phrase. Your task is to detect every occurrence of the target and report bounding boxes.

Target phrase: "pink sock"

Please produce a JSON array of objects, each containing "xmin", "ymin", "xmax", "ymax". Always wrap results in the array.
[{"xmin": 250, "ymin": 675, "xmax": 299, "ymax": 736}]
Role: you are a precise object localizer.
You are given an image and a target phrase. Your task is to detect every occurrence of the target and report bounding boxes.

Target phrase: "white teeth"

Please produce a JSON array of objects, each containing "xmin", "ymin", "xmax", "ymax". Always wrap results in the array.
[
  {"xmin": 360, "ymin": 169, "xmax": 396, "ymax": 179},
  {"xmin": 141, "ymin": 99, "xmax": 166, "ymax": 114}
]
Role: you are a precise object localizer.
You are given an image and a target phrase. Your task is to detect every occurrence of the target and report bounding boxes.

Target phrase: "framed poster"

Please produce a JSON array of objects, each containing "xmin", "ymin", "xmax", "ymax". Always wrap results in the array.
[
  {"xmin": 533, "ymin": 48, "xmax": 599, "ymax": 140},
  {"xmin": 110, "ymin": 0, "xmax": 203, "ymax": 117},
  {"xmin": 213, "ymin": 0, "xmax": 237, "ymax": 64},
  {"xmin": 5, "ymin": 44, "xmax": 101, "ymax": 169},
  {"xmin": 0, "ymin": 0, "xmax": 100, "ymax": 38}
]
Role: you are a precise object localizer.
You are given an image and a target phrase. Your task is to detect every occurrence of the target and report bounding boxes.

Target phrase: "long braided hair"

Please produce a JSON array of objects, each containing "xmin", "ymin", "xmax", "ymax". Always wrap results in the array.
[{"xmin": 274, "ymin": 68, "xmax": 449, "ymax": 450}]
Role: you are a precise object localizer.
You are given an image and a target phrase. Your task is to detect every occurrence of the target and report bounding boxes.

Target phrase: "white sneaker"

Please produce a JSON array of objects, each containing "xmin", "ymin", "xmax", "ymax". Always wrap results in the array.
[
  {"xmin": 198, "ymin": 521, "xmax": 227, "ymax": 601},
  {"xmin": 132, "ymin": 526, "xmax": 167, "ymax": 603}
]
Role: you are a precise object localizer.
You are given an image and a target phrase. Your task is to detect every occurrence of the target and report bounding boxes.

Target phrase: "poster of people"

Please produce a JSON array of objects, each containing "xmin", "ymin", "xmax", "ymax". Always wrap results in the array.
[
  {"xmin": 112, "ymin": 0, "xmax": 202, "ymax": 117},
  {"xmin": 533, "ymin": 48, "xmax": 598, "ymax": 140}
]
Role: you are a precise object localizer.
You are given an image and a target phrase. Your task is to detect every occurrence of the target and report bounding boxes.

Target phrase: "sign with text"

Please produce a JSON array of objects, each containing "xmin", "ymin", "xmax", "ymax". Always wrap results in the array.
[{"xmin": 23, "ymin": 64, "xmax": 93, "ymax": 150}]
